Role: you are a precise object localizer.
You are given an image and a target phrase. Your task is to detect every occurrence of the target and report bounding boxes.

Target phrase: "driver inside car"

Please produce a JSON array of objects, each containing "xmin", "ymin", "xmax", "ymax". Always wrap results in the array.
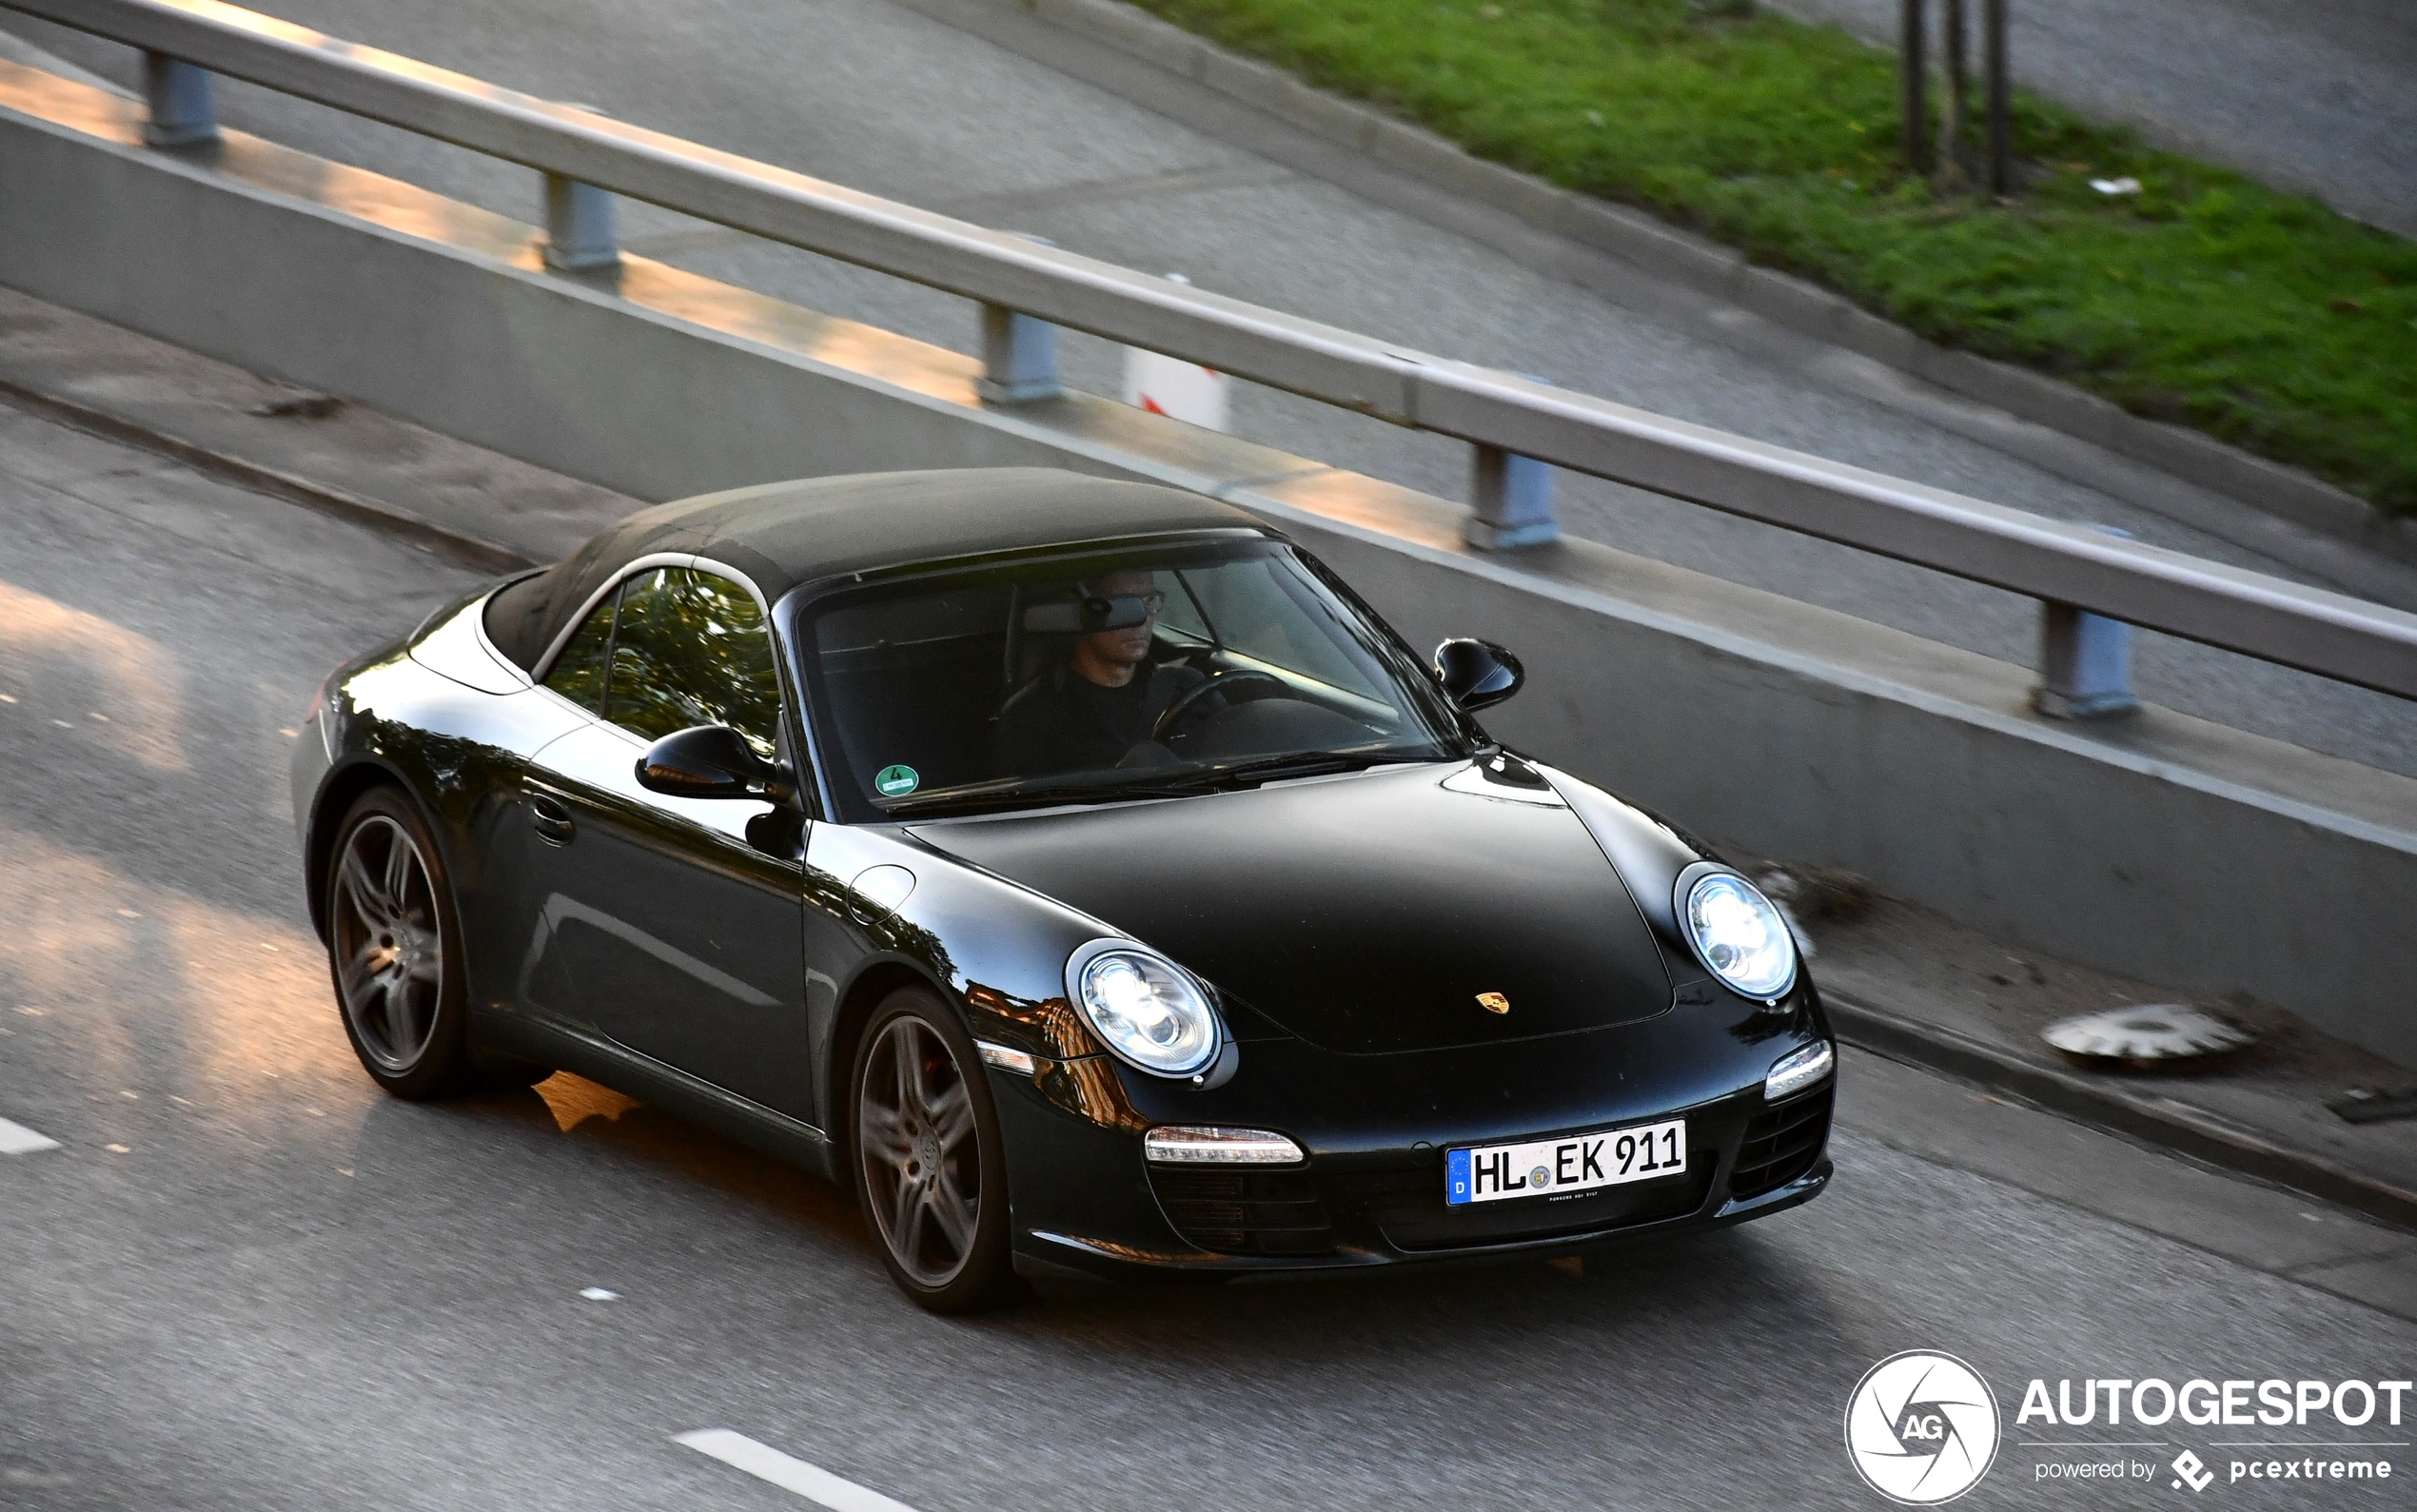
[{"xmin": 992, "ymin": 568, "xmax": 1207, "ymax": 776}]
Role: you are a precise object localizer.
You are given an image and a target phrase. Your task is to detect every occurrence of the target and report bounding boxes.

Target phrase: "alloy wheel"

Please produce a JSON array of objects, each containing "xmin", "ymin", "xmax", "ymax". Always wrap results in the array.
[
  {"xmin": 856, "ymin": 1015, "xmax": 983, "ymax": 1288},
  {"xmin": 330, "ymin": 815, "xmax": 444, "ymax": 1073}
]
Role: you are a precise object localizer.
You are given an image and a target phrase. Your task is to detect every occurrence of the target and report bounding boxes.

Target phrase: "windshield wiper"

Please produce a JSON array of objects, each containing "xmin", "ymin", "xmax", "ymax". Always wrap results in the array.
[
  {"xmin": 1196, "ymin": 751, "xmax": 1405, "ymax": 790},
  {"xmin": 878, "ymin": 772, "xmax": 1220, "ymax": 818},
  {"xmin": 878, "ymin": 752, "xmax": 1413, "ymax": 818}
]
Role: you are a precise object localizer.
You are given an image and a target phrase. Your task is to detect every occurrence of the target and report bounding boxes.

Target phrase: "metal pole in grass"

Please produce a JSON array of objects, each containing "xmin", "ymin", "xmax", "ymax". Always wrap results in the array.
[
  {"xmin": 1984, "ymin": 0, "xmax": 2012, "ymax": 195},
  {"xmin": 1898, "ymin": 0, "xmax": 1931, "ymax": 174},
  {"xmin": 1938, "ymin": 0, "xmax": 1970, "ymax": 186}
]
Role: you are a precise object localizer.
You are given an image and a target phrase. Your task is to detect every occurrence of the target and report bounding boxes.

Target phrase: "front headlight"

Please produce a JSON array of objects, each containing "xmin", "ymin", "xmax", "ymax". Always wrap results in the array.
[
  {"xmin": 1068, "ymin": 942, "xmax": 1220, "ymax": 1077},
  {"xmin": 1680, "ymin": 870, "xmax": 1798, "ymax": 1000}
]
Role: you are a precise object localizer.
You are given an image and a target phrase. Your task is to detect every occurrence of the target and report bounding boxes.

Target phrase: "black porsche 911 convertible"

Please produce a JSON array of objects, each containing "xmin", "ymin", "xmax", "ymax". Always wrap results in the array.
[{"xmin": 292, "ymin": 467, "xmax": 1833, "ymax": 1310}]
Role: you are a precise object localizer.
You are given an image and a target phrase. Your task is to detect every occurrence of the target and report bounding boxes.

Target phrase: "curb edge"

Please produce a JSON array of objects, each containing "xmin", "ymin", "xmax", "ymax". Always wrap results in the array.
[
  {"xmin": 0, "ymin": 375, "xmax": 536, "ymax": 574},
  {"xmin": 1825, "ymin": 989, "xmax": 2417, "ymax": 1234}
]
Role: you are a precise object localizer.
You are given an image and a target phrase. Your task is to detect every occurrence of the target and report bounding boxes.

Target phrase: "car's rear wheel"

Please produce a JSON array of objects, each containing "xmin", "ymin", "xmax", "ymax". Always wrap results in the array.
[
  {"xmin": 325, "ymin": 787, "xmax": 477, "ymax": 1099},
  {"xmin": 849, "ymin": 988, "xmax": 1020, "ymax": 1312}
]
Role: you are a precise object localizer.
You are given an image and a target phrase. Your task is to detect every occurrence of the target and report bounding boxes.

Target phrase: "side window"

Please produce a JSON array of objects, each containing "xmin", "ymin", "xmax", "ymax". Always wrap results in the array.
[
  {"xmin": 1151, "ymin": 569, "xmax": 1213, "ymax": 645},
  {"xmin": 544, "ymin": 590, "xmax": 619, "ymax": 712},
  {"xmin": 1181, "ymin": 559, "xmax": 1388, "ymax": 699},
  {"xmin": 605, "ymin": 568, "xmax": 785, "ymax": 758}
]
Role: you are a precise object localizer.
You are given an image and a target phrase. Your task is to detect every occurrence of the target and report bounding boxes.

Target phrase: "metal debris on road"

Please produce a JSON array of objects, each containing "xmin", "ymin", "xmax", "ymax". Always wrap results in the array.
[
  {"xmin": 2042, "ymin": 1003, "xmax": 2256, "ymax": 1066},
  {"xmin": 579, "ymin": 1286, "xmax": 619, "ymax": 1302}
]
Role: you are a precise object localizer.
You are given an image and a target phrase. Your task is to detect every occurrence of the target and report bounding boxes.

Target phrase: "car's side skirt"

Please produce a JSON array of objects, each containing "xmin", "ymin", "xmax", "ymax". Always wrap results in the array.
[{"xmin": 476, "ymin": 1011, "xmax": 838, "ymax": 1183}]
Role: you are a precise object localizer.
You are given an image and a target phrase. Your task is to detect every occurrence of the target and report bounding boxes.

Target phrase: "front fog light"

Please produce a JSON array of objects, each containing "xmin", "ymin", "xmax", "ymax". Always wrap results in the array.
[
  {"xmin": 1144, "ymin": 1126, "xmax": 1305, "ymax": 1165},
  {"xmin": 1765, "ymin": 1040, "xmax": 1835, "ymax": 1102}
]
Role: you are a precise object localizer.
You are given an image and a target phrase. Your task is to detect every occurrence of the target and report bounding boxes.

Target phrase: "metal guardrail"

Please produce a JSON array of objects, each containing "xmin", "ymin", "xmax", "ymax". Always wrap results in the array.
[{"xmin": 11, "ymin": 0, "xmax": 2417, "ymax": 704}]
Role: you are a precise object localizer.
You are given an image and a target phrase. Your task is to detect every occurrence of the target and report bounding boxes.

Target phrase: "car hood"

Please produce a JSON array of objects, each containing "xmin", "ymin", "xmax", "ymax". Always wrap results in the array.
[{"xmin": 909, "ymin": 761, "xmax": 1673, "ymax": 1054}]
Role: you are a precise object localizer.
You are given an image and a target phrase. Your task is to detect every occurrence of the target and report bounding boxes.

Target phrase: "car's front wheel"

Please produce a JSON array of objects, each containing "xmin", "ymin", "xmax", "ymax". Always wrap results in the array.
[
  {"xmin": 324, "ymin": 787, "xmax": 476, "ymax": 1099},
  {"xmin": 849, "ymin": 988, "xmax": 1020, "ymax": 1312}
]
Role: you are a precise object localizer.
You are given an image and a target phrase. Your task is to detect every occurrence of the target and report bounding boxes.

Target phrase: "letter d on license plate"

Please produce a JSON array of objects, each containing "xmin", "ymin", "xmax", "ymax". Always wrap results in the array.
[{"xmin": 1445, "ymin": 1117, "xmax": 1687, "ymax": 1206}]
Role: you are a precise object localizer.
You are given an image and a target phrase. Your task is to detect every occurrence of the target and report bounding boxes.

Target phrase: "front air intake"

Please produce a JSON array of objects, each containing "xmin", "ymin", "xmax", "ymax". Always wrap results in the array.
[
  {"xmin": 1148, "ymin": 1166, "xmax": 1337, "ymax": 1256},
  {"xmin": 1732, "ymin": 1086, "xmax": 1833, "ymax": 1199}
]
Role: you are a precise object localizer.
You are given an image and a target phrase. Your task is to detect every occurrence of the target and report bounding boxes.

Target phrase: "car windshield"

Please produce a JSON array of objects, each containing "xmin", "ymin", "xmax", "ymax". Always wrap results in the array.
[{"xmin": 798, "ymin": 537, "xmax": 1477, "ymax": 819}]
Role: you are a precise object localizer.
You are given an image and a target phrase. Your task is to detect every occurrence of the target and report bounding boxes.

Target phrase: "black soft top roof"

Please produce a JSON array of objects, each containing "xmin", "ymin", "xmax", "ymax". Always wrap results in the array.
[{"xmin": 482, "ymin": 468, "xmax": 1262, "ymax": 671}]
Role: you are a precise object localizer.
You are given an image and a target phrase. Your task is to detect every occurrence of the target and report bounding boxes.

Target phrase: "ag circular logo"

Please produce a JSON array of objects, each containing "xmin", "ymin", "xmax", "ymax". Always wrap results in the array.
[{"xmin": 1843, "ymin": 1351, "xmax": 2000, "ymax": 1503}]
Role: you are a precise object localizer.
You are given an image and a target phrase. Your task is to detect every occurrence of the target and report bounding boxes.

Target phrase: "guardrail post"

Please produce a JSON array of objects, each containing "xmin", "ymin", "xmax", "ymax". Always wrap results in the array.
[
  {"xmin": 1465, "ymin": 376, "xmax": 1560, "ymax": 551},
  {"xmin": 141, "ymin": 52, "xmax": 216, "ymax": 147},
  {"xmin": 976, "ymin": 234, "xmax": 1063, "ymax": 404},
  {"xmin": 1464, "ymin": 446, "xmax": 1559, "ymax": 550},
  {"xmin": 2034, "ymin": 526, "xmax": 2139, "ymax": 719},
  {"xmin": 541, "ymin": 171, "xmax": 619, "ymax": 271},
  {"xmin": 977, "ymin": 304, "xmax": 1061, "ymax": 403}
]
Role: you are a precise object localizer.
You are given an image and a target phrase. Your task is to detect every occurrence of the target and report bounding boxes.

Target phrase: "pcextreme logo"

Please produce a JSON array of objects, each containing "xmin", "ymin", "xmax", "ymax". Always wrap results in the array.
[
  {"xmin": 1844, "ymin": 1351, "xmax": 2003, "ymax": 1504},
  {"xmin": 2171, "ymin": 1450, "xmax": 2215, "ymax": 1491}
]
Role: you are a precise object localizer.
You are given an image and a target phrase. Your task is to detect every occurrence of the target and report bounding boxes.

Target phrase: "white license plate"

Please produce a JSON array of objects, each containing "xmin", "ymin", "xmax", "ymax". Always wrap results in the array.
[{"xmin": 1445, "ymin": 1117, "xmax": 1688, "ymax": 1206}]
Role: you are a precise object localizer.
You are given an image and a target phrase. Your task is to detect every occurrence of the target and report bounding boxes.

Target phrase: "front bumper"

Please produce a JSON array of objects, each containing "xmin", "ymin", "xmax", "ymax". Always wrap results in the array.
[
  {"xmin": 1004, "ymin": 1078, "xmax": 1835, "ymax": 1283},
  {"xmin": 992, "ymin": 972, "xmax": 1836, "ymax": 1283}
]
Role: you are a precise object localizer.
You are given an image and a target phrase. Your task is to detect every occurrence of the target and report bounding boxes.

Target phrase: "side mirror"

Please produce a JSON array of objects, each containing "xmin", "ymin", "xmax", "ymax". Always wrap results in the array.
[
  {"xmin": 637, "ymin": 724, "xmax": 793, "ymax": 803},
  {"xmin": 1433, "ymin": 638, "xmax": 1524, "ymax": 712}
]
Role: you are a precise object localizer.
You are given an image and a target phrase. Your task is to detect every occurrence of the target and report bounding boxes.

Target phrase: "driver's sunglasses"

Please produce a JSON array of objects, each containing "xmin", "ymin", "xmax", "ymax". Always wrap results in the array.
[{"xmin": 1089, "ymin": 589, "xmax": 1167, "ymax": 617}]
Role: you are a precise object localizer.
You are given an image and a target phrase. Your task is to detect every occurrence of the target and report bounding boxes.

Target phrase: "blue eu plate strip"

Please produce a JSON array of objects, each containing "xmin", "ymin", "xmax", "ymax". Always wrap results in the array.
[{"xmin": 1445, "ymin": 1147, "xmax": 1472, "ymax": 1207}]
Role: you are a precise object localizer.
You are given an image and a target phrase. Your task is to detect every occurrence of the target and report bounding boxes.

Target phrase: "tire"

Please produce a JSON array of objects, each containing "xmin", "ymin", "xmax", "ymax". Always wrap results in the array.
[
  {"xmin": 849, "ymin": 987, "xmax": 1023, "ymax": 1313},
  {"xmin": 323, "ymin": 786, "xmax": 477, "ymax": 1100}
]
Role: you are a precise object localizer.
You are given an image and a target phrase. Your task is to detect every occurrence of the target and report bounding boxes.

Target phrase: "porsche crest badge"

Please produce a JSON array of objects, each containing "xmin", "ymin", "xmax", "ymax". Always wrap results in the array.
[{"xmin": 1476, "ymin": 992, "xmax": 1510, "ymax": 1015}]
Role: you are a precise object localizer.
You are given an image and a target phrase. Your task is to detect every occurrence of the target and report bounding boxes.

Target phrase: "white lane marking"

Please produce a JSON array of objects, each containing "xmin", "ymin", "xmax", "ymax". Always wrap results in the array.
[
  {"xmin": 675, "ymin": 1430, "xmax": 921, "ymax": 1512},
  {"xmin": 0, "ymin": 1116, "xmax": 62, "ymax": 1154}
]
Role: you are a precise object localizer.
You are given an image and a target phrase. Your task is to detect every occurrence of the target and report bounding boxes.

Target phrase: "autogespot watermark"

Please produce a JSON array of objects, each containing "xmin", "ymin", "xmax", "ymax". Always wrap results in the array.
[
  {"xmin": 1845, "ymin": 1352, "xmax": 2002, "ymax": 1503},
  {"xmin": 1844, "ymin": 1354, "xmax": 2410, "ymax": 1501}
]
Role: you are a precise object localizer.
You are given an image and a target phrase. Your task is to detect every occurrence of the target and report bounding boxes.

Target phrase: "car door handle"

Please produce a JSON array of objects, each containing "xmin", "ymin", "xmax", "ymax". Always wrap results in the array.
[{"xmin": 528, "ymin": 792, "xmax": 576, "ymax": 845}]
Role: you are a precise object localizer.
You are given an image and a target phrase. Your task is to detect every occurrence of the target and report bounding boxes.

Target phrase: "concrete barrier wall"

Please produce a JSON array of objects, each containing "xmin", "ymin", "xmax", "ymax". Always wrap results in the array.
[{"xmin": 6, "ymin": 64, "xmax": 2414, "ymax": 1062}]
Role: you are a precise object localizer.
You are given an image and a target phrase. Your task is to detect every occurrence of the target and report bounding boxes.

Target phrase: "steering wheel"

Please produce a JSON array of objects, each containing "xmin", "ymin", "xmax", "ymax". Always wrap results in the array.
[{"xmin": 1152, "ymin": 668, "xmax": 1291, "ymax": 745}]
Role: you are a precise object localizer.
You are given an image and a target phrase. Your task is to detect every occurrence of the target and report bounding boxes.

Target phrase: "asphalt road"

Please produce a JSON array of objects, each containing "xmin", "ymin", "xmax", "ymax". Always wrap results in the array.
[
  {"xmin": 10, "ymin": 0, "xmax": 2417, "ymax": 781},
  {"xmin": 4, "ymin": 400, "xmax": 2415, "ymax": 1512},
  {"xmin": 1775, "ymin": 0, "xmax": 2417, "ymax": 238}
]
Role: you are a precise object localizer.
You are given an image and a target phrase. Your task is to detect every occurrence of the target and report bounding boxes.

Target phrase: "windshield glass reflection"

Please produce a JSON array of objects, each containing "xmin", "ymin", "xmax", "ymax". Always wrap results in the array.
[{"xmin": 800, "ymin": 539, "xmax": 1474, "ymax": 819}]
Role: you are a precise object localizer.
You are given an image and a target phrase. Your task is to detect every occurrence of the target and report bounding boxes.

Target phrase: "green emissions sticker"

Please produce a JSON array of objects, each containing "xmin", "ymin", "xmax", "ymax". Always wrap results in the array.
[{"xmin": 874, "ymin": 764, "xmax": 920, "ymax": 797}]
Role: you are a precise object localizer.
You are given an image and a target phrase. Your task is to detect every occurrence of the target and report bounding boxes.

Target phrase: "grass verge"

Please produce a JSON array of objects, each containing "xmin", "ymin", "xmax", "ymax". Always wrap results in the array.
[{"xmin": 1127, "ymin": 0, "xmax": 2417, "ymax": 516}]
